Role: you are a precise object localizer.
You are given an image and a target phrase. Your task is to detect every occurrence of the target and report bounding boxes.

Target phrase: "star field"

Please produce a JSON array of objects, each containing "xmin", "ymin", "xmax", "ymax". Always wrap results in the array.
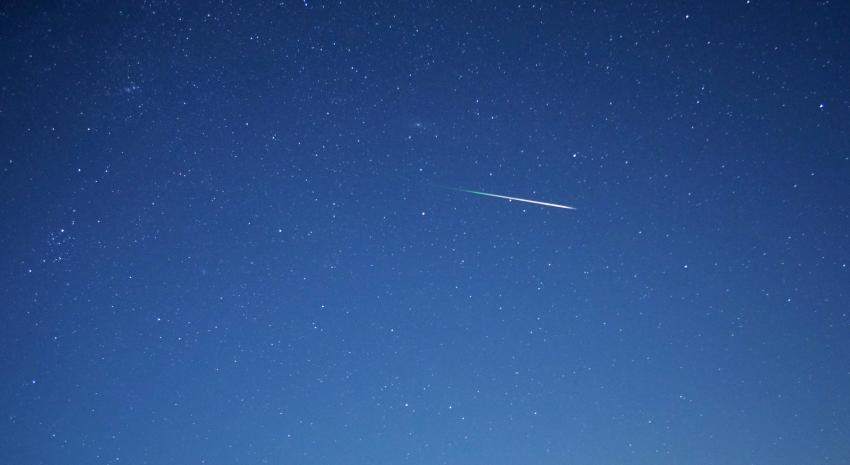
[{"xmin": 1, "ymin": 1, "xmax": 849, "ymax": 464}]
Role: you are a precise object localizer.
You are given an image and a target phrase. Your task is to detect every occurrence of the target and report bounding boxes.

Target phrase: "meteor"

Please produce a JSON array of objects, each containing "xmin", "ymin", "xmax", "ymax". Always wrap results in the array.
[{"xmin": 452, "ymin": 188, "xmax": 576, "ymax": 210}]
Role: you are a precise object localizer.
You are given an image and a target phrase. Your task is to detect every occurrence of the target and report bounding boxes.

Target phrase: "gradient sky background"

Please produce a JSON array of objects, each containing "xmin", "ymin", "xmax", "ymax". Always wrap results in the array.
[{"xmin": 2, "ymin": 1, "xmax": 849, "ymax": 464}]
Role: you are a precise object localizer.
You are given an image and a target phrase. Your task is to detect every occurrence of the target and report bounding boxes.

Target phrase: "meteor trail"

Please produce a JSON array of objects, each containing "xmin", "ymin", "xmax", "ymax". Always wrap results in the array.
[{"xmin": 452, "ymin": 188, "xmax": 576, "ymax": 210}]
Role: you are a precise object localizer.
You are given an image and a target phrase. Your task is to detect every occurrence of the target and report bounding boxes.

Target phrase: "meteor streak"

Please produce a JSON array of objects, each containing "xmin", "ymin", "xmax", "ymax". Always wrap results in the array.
[{"xmin": 453, "ymin": 188, "xmax": 576, "ymax": 210}]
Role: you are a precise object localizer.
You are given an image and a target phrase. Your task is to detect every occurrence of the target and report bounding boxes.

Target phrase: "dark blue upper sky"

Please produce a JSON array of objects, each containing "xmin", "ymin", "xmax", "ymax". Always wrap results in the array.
[{"xmin": 2, "ymin": 1, "xmax": 849, "ymax": 464}]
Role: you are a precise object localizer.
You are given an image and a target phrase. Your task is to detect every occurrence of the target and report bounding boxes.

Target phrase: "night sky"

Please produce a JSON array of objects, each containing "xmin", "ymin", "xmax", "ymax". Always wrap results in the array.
[{"xmin": 2, "ymin": 1, "xmax": 850, "ymax": 464}]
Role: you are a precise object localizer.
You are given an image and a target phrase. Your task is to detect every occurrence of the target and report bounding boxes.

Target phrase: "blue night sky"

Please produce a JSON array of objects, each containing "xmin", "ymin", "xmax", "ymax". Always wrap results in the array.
[{"xmin": 2, "ymin": 1, "xmax": 849, "ymax": 464}]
